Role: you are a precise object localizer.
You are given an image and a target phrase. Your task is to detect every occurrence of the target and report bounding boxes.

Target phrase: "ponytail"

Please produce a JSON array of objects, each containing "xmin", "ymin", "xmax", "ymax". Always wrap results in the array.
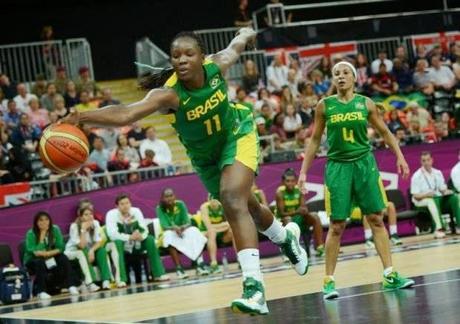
[{"xmin": 139, "ymin": 67, "xmax": 175, "ymax": 90}]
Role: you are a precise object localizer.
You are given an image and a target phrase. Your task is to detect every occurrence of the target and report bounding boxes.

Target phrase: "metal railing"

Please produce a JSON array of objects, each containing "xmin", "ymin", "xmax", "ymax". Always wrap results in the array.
[
  {"xmin": 194, "ymin": 27, "xmax": 240, "ymax": 55},
  {"xmin": 65, "ymin": 38, "xmax": 94, "ymax": 81},
  {"xmin": 357, "ymin": 37, "xmax": 402, "ymax": 64},
  {"xmin": 135, "ymin": 37, "xmax": 171, "ymax": 77},
  {"xmin": 227, "ymin": 50, "xmax": 268, "ymax": 84}
]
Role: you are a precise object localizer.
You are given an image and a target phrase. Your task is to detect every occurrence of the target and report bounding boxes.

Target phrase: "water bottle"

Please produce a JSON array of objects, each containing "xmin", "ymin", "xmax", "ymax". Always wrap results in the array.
[{"xmin": 222, "ymin": 251, "xmax": 229, "ymax": 276}]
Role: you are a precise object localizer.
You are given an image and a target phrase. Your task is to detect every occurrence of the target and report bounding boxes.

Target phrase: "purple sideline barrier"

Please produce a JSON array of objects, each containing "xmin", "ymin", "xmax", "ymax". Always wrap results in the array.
[{"xmin": 1, "ymin": 140, "xmax": 458, "ymax": 266}]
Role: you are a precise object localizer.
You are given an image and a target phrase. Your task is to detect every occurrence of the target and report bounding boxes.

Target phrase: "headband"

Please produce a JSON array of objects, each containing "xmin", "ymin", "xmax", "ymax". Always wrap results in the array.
[{"xmin": 331, "ymin": 61, "xmax": 357, "ymax": 80}]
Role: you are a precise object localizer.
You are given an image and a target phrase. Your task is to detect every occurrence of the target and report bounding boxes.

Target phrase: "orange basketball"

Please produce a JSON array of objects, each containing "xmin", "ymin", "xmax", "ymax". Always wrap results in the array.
[{"xmin": 39, "ymin": 124, "xmax": 90, "ymax": 174}]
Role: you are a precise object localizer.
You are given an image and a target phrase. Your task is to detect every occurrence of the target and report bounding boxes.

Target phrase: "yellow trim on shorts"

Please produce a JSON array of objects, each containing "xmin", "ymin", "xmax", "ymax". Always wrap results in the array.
[
  {"xmin": 235, "ymin": 131, "xmax": 258, "ymax": 172},
  {"xmin": 378, "ymin": 176, "xmax": 388, "ymax": 205},
  {"xmin": 325, "ymin": 185, "xmax": 331, "ymax": 216}
]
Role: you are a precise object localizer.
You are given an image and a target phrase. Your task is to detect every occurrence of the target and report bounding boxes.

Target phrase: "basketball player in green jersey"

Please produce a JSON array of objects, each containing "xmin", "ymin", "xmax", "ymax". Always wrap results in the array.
[
  {"xmin": 298, "ymin": 61, "xmax": 414, "ymax": 300},
  {"xmin": 64, "ymin": 28, "xmax": 308, "ymax": 315}
]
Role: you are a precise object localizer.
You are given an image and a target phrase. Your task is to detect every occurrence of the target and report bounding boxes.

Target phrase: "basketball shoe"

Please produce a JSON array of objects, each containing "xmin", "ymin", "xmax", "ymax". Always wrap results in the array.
[{"xmin": 231, "ymin": 277, "xmax": 269, "ymax": 315}]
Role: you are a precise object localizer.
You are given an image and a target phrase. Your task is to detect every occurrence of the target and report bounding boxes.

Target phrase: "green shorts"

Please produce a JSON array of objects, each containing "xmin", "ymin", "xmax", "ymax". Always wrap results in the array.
[
  {"xmin": 292, "ymin": 215, "xmax": 309, "ymax": 235},
  {"xmin": 325, "ymin": 153, "xmax": 387, "ymax": 221}
]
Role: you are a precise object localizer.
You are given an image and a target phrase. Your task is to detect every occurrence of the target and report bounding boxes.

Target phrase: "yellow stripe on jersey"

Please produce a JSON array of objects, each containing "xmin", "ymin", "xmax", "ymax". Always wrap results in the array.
[
  {"xmin": 233, "ymin": 103, "xmax": 251, "ymax": 111},
  {"xmin": 325, "ymin": 185, "xmax": 331, "ymax": 217},
  {"xmin": 204, "ymin": 58, "xmax": 213, "ymax": 65},
  {"xmin": 165, "ymin": 73, "xmax": 178, "ymax": 88},
  {"xmin": 235, "ymin": 131, "xmax": 258, "ymax": 172},
  {"xmin": 378, "ymin": 176, "xmax": 388, "ymax": 206}
]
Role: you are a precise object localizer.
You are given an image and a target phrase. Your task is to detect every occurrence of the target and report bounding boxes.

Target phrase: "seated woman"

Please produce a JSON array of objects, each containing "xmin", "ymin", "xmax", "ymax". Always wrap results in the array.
[
  {"xmin": 24, "ymin": 211, "xmax": 79, "ymax": 299},
  {"xmin": 65, "ymin": 206, "xmax": 112, "ymax": 292},
  {"xmin": 156, "ymin": 188, "xmax": 209, "ymax": 279}
]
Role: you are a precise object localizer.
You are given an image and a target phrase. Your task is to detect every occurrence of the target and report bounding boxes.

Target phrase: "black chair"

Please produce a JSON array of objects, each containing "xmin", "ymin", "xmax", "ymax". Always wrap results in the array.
[
  {"xmin": 385, "ymin": 189, "xmax": 418, "ymax": 220},
  {"xmin": 306, "ymin": 199, "xmax": 325, "ymax": 213},
  {"xmin": 267, "ymin": 150, "xmax": 297, "ymax": 163},
  {"xmin": 0, "ymin": 243, "xmax": 14, "ymax": 267},
  {"xmin": 407, "ymin": 189, "xmax": 435, "ymax": 233}
]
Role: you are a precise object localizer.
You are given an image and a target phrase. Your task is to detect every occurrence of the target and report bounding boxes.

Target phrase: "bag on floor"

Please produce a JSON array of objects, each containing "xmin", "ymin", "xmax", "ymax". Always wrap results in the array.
[{"xmin": 0, "ymin": 266, "xmax": 30, "ymax": 304}]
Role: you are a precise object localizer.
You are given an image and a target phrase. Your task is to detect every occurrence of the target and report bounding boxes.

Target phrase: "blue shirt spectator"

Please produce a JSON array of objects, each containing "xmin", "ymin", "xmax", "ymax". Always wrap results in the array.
[
  {"xmin": 88, "ymin": 137, "xmax": 110, "ymax": 171},
  {"xmin": 10, "ymin": 114, "xmax": 41, "ymax": 150},
  {"xmin": 3, "ymin": 100, "xmax": 21, "ymax": 129},
  {"xmin": 392, "ymin": 58, "xmax": 414, "ymax": 93}
]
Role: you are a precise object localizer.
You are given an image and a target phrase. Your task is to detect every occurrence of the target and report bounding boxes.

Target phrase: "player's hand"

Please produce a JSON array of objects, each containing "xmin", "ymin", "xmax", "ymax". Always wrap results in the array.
[
  {"xmin": 60, "ymin": 108, "xmax": 80, "ymax": 126},
  {"xmin": 298, "ymin": 173, "xmax": 308, "ymax": 195},
  {"xmin": 396, "ymin": 157, "xmax": 410, "ymax": 179},
  {"xmin": 237, "ymin": 27, "xmax": 257, "ymax": 49}
]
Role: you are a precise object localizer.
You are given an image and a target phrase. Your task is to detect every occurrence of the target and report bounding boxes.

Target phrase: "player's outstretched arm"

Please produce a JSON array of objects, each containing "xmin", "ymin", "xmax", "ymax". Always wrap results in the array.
[
  {"xmin": 64, "ymin": 88, "xmax": 179, "ymax": 127},
  {"xmin": 367, "ymin": 99, "xmax": 410, "ymax": 179},
  {"xmin": 208, "ymin": 27, "xmax": 257, "ymax": 75}
]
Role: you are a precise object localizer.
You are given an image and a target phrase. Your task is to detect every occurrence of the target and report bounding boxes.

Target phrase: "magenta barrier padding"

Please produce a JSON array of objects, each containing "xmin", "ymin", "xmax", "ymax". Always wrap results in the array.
[{"xmin": 1, "ymin": 140, "xmax": 458, "ymax": 265}]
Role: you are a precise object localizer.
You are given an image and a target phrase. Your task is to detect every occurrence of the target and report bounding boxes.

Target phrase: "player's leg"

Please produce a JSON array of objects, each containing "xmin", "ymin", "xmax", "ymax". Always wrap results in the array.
[
  {"xmin": 141, "ymin": 235, "xmax": 168, "ymax": 281},
  {"xmin": 387, "ymin": 202, "xmax": 402, "ymax": 245},
  {"xmin": 365, "ymin": 212, "xmax": 392, "ymax": 268},
  {"xmin": 94, "ymin": 246, "xmax": 111, "ymax": 289},
  {"xmin": 362, "ymin": 213, "xmax": 375, "ymax": 248},
  {"xmin": 298, "ymin": 207, "xmax": 324, "ymax": 256}
]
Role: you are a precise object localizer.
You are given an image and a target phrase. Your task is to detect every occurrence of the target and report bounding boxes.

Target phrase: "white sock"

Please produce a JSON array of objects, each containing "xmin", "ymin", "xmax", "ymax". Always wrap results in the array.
[
  {"xmin": 261, "ymin": 219, "xmax": 287, "ymax": 244},
  {"xmin": 383, "ymin": 266, "xmax": 393, "ymax": 277},
  {"xmin": 389, "ymin": 225, "xmax": 397, "ymax": 235},
  {"xmin": 364, "ymin": 229, "xmax": 372, "ymax": 240},
  {"xmin": 238, "ymin": 249, "xmax": 263, "ymax": 282}
]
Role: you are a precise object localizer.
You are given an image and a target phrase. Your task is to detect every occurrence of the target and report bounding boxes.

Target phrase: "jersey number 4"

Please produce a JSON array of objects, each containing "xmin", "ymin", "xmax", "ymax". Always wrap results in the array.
[
  {"xmin": 342, "ymin": 127, "xmax": 355, "ymax": 143},
  {"xmin": 204, "ymin": 115, "xmax": 222, "ymax": 135}
]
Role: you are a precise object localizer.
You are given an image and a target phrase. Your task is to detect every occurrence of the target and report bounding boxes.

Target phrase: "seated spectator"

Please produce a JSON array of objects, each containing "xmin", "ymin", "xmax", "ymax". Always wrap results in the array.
[
  {"xmin": 288, "ymin": 57, "xmax": 304, "ymax": 82},
  {"xmin": 234, "ymin": 0, "xmax": 252, "ymax": 27},
  {"xmin": 113, "ymin": 134, "xmax": 140, "ymax": 166},
  {"xmin": 371, "ymin": 63, "xmax": 398, "ymax": 96},
  {"xmin": 235, "ymin": 87, "xmax": 253, "ymax": 109},
  {"xmin": 276, "ymin": 168, "xmax": 324, "ymax": 256},
  {"xmin": 259, "ymin": 102, "xmax": 274, "ymax": 130},
  {"xmin": 392, "ymin": 58, "xmax": 414, "ymax": 93},
  {"xmin": 88, "ymin": 137, "xmax": 110, "ymax": 172},
  {"xmin": 32, "ymin": 74, "xmax": 48, "ymax": 99},
  {"xmin": 394, "ymin": 127, "xmax": 409, "ymax": 146},
  {"xmin": 283, "ymin": 104, "xmax": 302, "ymax": 138},
  {"xmin": 286, "ymin": 68, "xmax": 299, "ymax": 98},
  {"xmin": 195, "ymin": 198, "xmax": 236, "ymax": 273},
  {"xmin": 255, "ymin": 116, "xmax": 268, "ymax": 136},
  {"xmin": 406, "ymin": 101, "xmax": 434, "ymax": 133},
  {"xmin": 107, "ymin": 148, "xmax": 130, "ymax": 172},
  {"xmin": 429, "ymin": 55, "xmax": 457, "ymax": 92},
  {"xmin": 252, "ymin": 183, "xmax": 269, "ymax": 207},
  {"xmin": 428, "ymin": 44, "xmax": 451, "ymax": 66},
  {"xmin": 254, "ymin": 88, "xmax": 279, "ymax": 113},
  {"xmin": 355, "ymin": 53, "xmax": 372, "ymax": 94},
  {"xmin": 24, "ymin": 211, "xmax": 79, "ymax": 299},
  {"xmin": 98, "ymin": 88, "xmax": 121, "ymax": 108},
  {"xmin": 0, "ymin": 74, "xmax": 17, "ymax": 99},
  {"xmin": 139, "ymin": 149, "xmax": 158, "ymax": 168},
  {"xmin": 75, "ymin": 66, "xmax": 100, "ymax": 98},
  {"xmin": 139, "ymin": 126, "xmax": 172, "ymax": 166},
  {"xmin": 75, "ymin": 90, "xmax": 98, "ymax": 113},
  {"xmin": 27, "ymin": 98, "xmax": 49, "ymax": 129},
  {"xmin": 280, "ymin": 85, "xmax": 295, "ymax": 112},
  {"xmin": 10, "ymin": 114, "xmax": 41, "ymax": 153},
  {"xmin": 53, "ymin": 66, "xmax": 69, "ymax": 95},
  {"xmin": 14, "ymin": 83, "xmax": 38, "ymax": 113},
  {"xmin": 371, "ymin": 49, "xmax": 393, "ymax": 74},
  {"xmin": 394, "ymin": 45, "xmax": 410, "ymax": 68},
  {"xmin": 106, "ymin": 193, "xmax": 169, "ymax": 281},
  {"xmin": 81, "ymin": 124, "xmax": 98, "ymax": 151},
  {"xmin": 64, "ymin": 80, "xmax": 80, "ymax": 108},
  {"xmin": 266, "ymin": 53, "xmax": 288, "ymax": 94},
  {"xmin": 78, "ymin": 197, "xmax": 105, "ymax": 225},
  {"xmin": 40, "ymin": 83, "xmax": 58, "ymax": 112},
  {"xmin": 127, "ymin": 121, "xmax": 146, "ymax": 149},
  {"xmin": 99, "ymin": 128, "xmax": 120, "ymax": 151},
  {"xmin": 241, "ymin": 59, "xmax": 259, "ymax": 94},
  {"xmin": 387, "ymin": 109, "xmax": 407, "ymax": 134},
  {"xmin": 3, "ymin": 100, "xmax": 21, "ymax": 130},
  {"xmin": 440, "ymin": 111, "xmax": 456, "ymax": 135},
  {"xmin": 311, "ymin": 69, "xmax": 331, "ymax": 97},
  {"xmin": 270, "ymin": 112, "xmax": 288, "ymax": 142},
  {"xmin": 411, "ymin": 151, "xmax": 460, "ymax": 238},
  {"xmin": 5, "ymin": 146, "xmax": 32, "ymax": 181},
  {"xmin": 412, "ymin": 44, "xmax": 428, "ymax": 68},
  {"xmin": 156, "ymin": 188, "xmax": 209, "ymax": 279},
  {"xmin": 65, "ymin": 206, "xmax": 112, "ymax": 292},
  {"xmin": 53, "ymin": 94, "xmax": 69, "ymax": 119},
  {"xmin": 318, "ymin": 56, "xmax": 332, "ymax": 80},
  {"xmin": 0, "ymin": 89, "xmax": 8, "ymax": 114},
  {"xmin": 451, "ymin": 149, "xmax": 460, "ymax": 192},
  {"xmin": 0, "ymin": 147, "xmax": 15, "ymax": 184},
  {"xmin": 413, "ymin": 59, "xmax": 435, "ymax": 95}
]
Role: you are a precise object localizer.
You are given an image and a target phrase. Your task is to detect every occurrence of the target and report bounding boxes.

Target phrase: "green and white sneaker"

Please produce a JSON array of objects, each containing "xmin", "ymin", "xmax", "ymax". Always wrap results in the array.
[
  {"xmin": 279, "ymin": 222, "xmax": 309, "ymax": 275},
  {"xmin": 176, "ymin": 267, "xmax": 188, "ymax": 279},
  {"xmin": 323, "ymin": 278, "xmax": 339, "ymax": 300},
  {"xmin": 365, "ymin": 237, "xmax": 375, "ymax": 249},
  {"xmin": 316, "ymin": 245, "xmax": 325, "ymax": 257},
  {"xmin": 210, "ymin": 262, "xmax": 222, "ymax": 274},
  {"xmin": 383, "ymin": 272, "xmax": 414, "ymax": 290},
  {"xmin": 196, "ymin": 263, "xmax": 210, "ymax": 276},
  {"xmin": 390, "ymin": 234, "xmax": 403, "ymax": 246},
  {"xmin": 231, "ymin": 277, "xmax": 269, "ymax": 315}
]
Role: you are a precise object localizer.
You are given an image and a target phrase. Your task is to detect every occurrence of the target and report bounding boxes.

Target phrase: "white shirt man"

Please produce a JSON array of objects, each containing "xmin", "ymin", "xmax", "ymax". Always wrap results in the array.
[
  {"xmin": 139, "ymin": 127, "xmax": 172, "ymax": 165},
  {"xmin": 266, "ymin": 54, "xmax": 288, "ymax": 93},
  {"xmin": 451, "ymin": 150, "xmax": 460, "ymax": 192},
  {"xmin": 14, "ymin": 83, "xmax": 37, "ymax": 113},
  {"xmin": 428, "ymin": 55, "xmax": 456, "ymax": 90},
  {"xmin": 371, "ymin": 51, "xmax": 393, "ymax": 74}
]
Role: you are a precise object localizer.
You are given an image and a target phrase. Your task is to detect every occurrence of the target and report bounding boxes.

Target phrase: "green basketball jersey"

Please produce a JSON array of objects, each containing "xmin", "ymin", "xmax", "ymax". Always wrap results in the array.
[
  {"xmin": 164, "ymin": 59, "xmax": 252, "ymax": 157},
  {"xmin": 204, "ymin": 202, "xmax": 224, "ymax": 224},
  {"xmin": 324, "ymin": 94, "xmax": 370, "ymax": 162},
  {"xmin": 276, "ymin": 185, "xmax": 301, "ymax": 217}
]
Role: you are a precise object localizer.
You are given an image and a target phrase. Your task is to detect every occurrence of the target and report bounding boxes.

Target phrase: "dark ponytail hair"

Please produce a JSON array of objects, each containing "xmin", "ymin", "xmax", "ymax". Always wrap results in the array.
[
  {"xmin": 139, "ymin": 31, "xmax": 206, "ymax": 90},
  {"xmin": 282, "ymin": 168, "xmax": 297, "ymax": 180}
]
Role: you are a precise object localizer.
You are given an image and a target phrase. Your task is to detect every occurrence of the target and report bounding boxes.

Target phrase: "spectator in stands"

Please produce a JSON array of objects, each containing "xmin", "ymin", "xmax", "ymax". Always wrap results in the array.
[
  {"xmin": 98, "ymin": 88, "xmax": 121, "ymax": 108},
  {"xmin": 393, "ymin": 58, "xmax": 414, "ymax": 93},
  {"xmin": 31, "ymin": 75, "xmax": 48, "ymax": 99},
  {"xmin": 254, "ymin": 87, "xmax": 278, "ymax": 113},
  {"xmin": 53, "ymin": 94, "xmax": 69, "ymax": 119},
  {"xmin": 75, "ymin": 90, "xmax": 98, "ymax": 112},
  {"xmin": 139, "ymin": 149, "xmax": 158, "ymax": 168},
  {"xmin": 387, "ymin": 109, "xmax": 406, "ymax": 134},
  {"xmin": 429, "ymin": 55, "xmax": 457, "ymax": 92},
  {"xmin": 371, "ymin": 63, "xmax": 398, "ymax": 96},
  {"xmin": 355, "ymin": 53, "xmax": 372, "ymax": 95},
  {"xmin": 235, "ymin": 87, "xmax": 253, "ymax": 109},
  {"xmin": 65, "ymin": 206, "xmax": 111, "ymax": 292},
  {"xmin": 283, "ymin": 103, "xmax": 302, "ymax": 139},
  {"xmin": 412, "ymin": 44, "xmax": 428, "ymax": 68},
  {"xmin": 5, "ymin": 145, "xmax": 32, "ymax": 181},
  {"xmin": 3, "ymin": 100, "xmax": 21, "ymax": 130},
  {"xmin": 428, "ymin": 44, "xmax": 450, "ymax": 66},
  {"xmin": 40, "ymin": 83, "xmax": 58, "ymax": 112},
  {"xmin": 286, "ymin": 68, "xmax": 299, "ymax": 98},
  {"xmin": 139, "ymin": 126, "xmax": 172, "ymax": 166},
  {"xmin": 255, "ymin": 116, "xmax": 268, "ymax": 136},
  {"xmin": 311, "ymin": 69, "xmax": 331, "ymax": 97},
  {"xmin": 0, "ymin": 89, "xmax": 7, "ymax": 115},
  {"xmin": 113, "ymin": 134, "xmax": 140, "ymax": 166},
  {"xmin": 0, "ymin": 74, "xmax": 17, "ymax": 99},
  {"xmin": 127, "ymin": 121, "xmax": 146, "ymax": 149},
  {"xmin": 413, "ymin": 59, "xmax": 435, "ymax": 95},
  {"xmin": 24, "ymin": 211, "xmax": 79, "ymax": 299},
  {"xmin": 99, "ymin": 127, "xmax": 120, "ymax": 151},
  {"xmin": 106, "ymin": 193, "xmax": 169, "ymax": 282},
  {"xmin": 394, "ymin": 127, "xmax": 408, "ymax": 146},
  {"xmin": 259, "ymin": 102, "xmax": 274, "ymax": 130},
  {"xmin": 279, "ymin": 85, "xmax": 295, "ymax": 112},
  {"xmin": 78, "ymin": 198, "xmax": 105, "ymax": 225},
  {"xmin": 241, "ymin": 59, "xmax": 259, "ymax": 94},
  {"xmin": 88, "ymin": 136, "xmax": 110, "ymax": 172},
  {"xmin": 0, "ymin": 145, "xmax": 14, "ymax": 184},
  {"xmin": 10, "ymin": 114, "xmax": 41, "ymax": 153},
  {"xmin": 453, "ymin": 54, "xmax": 460, "ymax": 82},
  {"xmin": 54, "ymin": 66, "xmax": 69, "ymax": 95},
  {"xmin": 410, "ymin": 151, "xmax": 460, "ymax": 239},
  {"xmin": 371, "ymin": 49, "xmax": 393, "ymax": 74},
  {"xmin": 107, "ymin": 148, "xmax": 130, "ymax": 172},
  {"xmin": 64, "ymin": 80, "xmax": 80, "ymax": 108},
  {"xmin": 81, "ymin": 124, "xmax": 98, "ymax": 151},
  {"xmin": 156, "ymin": 188, "xmax": 209, "ymax": 279},
  {"xmin": 45, "ymin": 111, "xmax": 59, "ymax": 129},
  {"xmin": 297, "ymin": 81, "xmax": 318, "ymax": 115},
  {"xmin": 234, "ymin": 0, "xmax": 252, "ymax": 27},
  {"xmin": 266, "ymin": 53, "xmax": 288, "ymax": 93},
  {"xmin": 297, "ymin": 97, "xmax": 314, "ymax": 128},
  {"xmin": 406, "ymin": 101, "xmax": 434, "ymax": 141},
  {"xmin": 434, "ymin": 112, "xmax": 455, "ymax": 141},
  {"xmin": 264, "ymin": 0, "xmax": 292, "ymax": 26},
  {"xmin": 318, "ymin": 56, "xmax": 332, "ymax": 80},
  {"xmin": 27, "ymin": 97, "xmax": 49, "ymax": 129},
  {"xmin": 14, "ymin": 83, "xmax": 37, "ymax": 113},
  {"xmin": 451, "ymin": 149, "xmax": 460, "ymax": 192},
  {"xmin": 270, "ymin": 112, "xmax": 288, "ymax": 142},
  {"xmin": 75, "ymin": 66, "xmax": 100, "ymax": 98},
  {"xmin": 394, "ymin": 45, "xmax": 410, "ymax": 69}
]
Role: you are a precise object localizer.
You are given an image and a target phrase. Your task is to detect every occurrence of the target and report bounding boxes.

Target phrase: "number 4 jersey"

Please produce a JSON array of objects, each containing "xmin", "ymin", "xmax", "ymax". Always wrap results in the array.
[{"xmin": 324, "ymin": 94, "xmax": 371, "ymax": 162}]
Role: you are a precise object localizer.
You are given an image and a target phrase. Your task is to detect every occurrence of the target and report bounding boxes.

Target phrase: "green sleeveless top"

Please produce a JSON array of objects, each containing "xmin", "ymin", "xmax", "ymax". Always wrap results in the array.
[
  {"xmin": 164, "ymin": 59, "xmax": 253, "ymax": 157},
  {"xmin": 203, "ymin": 201, "xmax": 225, "ymax": 224},
  {"xmin": 324, "ymin": 94, "xmax": 371, "ymax": 162},
  {"xmin": 276, "ymin": 185, "xmax": 301, "ymax": 218}
]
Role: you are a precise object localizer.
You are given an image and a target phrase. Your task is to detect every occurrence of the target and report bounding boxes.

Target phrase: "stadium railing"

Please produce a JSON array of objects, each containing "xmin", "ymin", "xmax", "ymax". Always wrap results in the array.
[{"xmin": 135, "ymin": 37, "xmax": 171, "ymax": 77}]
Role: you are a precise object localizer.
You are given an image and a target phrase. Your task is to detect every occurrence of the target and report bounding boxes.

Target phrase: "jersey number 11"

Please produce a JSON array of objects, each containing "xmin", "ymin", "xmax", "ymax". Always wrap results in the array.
[{"xmin": 204, "ymin": 115, "xmax": 222, "ymax": 135}]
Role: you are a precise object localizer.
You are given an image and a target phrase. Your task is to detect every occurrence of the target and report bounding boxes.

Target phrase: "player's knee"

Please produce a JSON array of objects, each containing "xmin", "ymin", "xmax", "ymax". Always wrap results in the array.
[
  {"xmin": 367, "ymin": 213, "xmax": 384, "ymax": 227},
  {"xmin": 329, "ymin": 221, "xmax": 346, "ymax": 236},
  {"xmin": 220, "ymin": 188, "xmax": 246, "ymax": 216}
]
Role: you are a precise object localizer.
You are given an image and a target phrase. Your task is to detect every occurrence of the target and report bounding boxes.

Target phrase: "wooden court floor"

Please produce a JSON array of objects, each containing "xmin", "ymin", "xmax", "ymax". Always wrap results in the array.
[{"xmin": 1, "ymin": 234, "xmax": 460, "ymax": 323}]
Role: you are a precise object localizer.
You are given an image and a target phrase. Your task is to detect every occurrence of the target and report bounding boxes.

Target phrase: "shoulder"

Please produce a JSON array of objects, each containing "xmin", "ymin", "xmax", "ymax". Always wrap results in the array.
[
  {"xmin": 132, "ymin": 207, "xmax": 142, "ymax": 214},
  {"xmin": 433, "ymin": 168, "xmax": 444, "ymax": 176},
  {"xmin": 52, "ymin": 225, "xmax": 62, "ymax": 233},
  {"xmin": 106, "ymin": 208, "xmax": 118, "ymax": 217},
  {"xmin": 276, "ymin": 185, "xmax": 286, "ymax": 194},
  {"xmin": 411, "ymin": 168, "xmax": 423, "ymax": 179},
  {"xmin": 177, "ymin": 200, "xmax": 187, "ymax": 207},
  {"xmin": 25, "ymin": 229, "xmax": 34, "ymax": 237}
]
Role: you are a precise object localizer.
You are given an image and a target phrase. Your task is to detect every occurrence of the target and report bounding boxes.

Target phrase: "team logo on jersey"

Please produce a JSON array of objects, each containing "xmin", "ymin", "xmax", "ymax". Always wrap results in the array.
[
  {"xmin": 210, "ymin": 75, "xmax": 220, "ymax": 89},
  {"xmin": 355, "ymin": 102, "xmax": 365, "ymax": 110}
]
